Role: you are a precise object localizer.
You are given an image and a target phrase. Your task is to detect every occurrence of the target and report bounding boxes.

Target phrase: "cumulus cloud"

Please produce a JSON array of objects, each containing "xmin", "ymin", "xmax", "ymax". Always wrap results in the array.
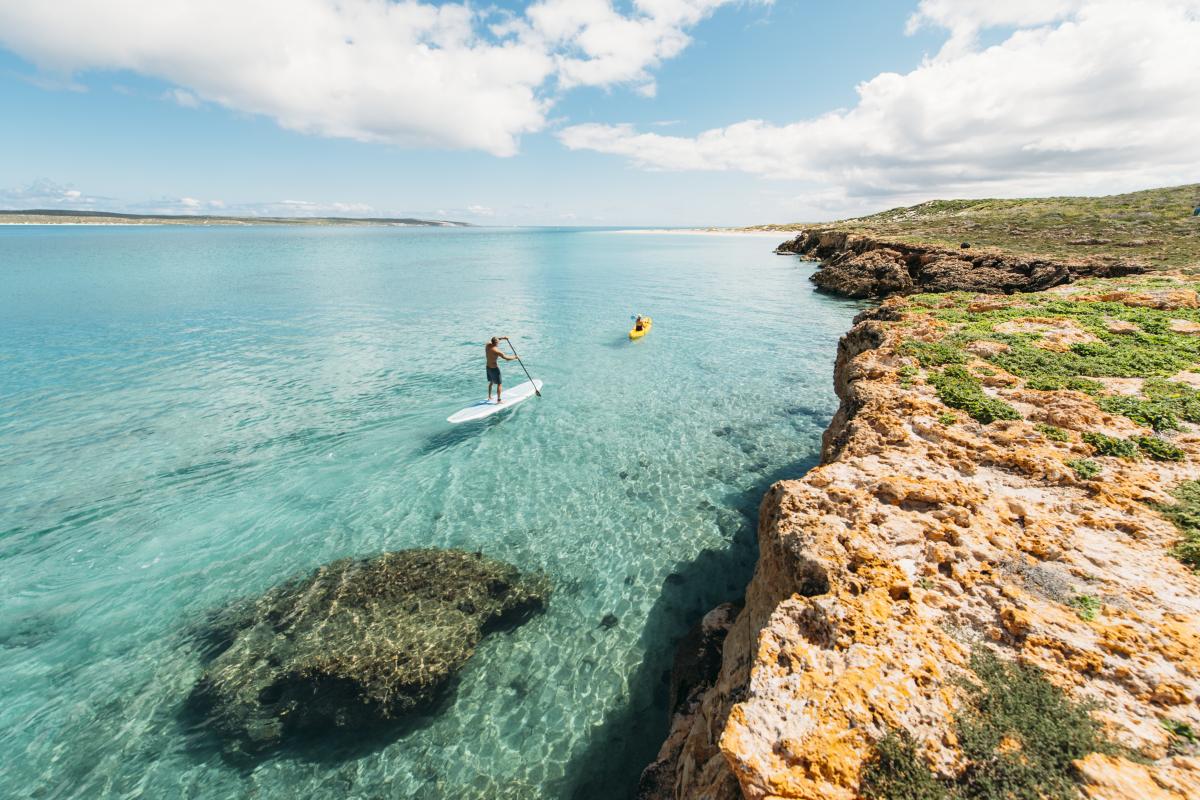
[
  {"xmin": 559, "ymin": 0, "xmax": 1200, "ymax": 213},
  {"xmin": 0, "ymin": 0, "xmax": 746, "ymax": 156}
]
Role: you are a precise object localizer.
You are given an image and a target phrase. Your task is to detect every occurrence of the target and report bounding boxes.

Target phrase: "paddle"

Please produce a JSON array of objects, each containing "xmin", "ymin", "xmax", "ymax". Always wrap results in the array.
[{"xmin": 501, "ymin": 337, "xmax": 541, "ymax": 397}]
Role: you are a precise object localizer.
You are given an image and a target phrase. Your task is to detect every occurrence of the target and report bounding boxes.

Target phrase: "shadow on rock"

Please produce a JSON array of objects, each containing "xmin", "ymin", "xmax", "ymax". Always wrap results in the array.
[
  {"xmin": 557, "ymin": 452, "xmax": 822, "ymax": 800},
  {"xmin": 180, "ymin": 548, "xmax": 550, "ymax": 765}
]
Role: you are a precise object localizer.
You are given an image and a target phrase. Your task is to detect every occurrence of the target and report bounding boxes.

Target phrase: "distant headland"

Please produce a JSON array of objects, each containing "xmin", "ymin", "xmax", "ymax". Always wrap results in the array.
[{"xmin": 0, "ymin": 209, "xmax": 470, "ymax": 227}]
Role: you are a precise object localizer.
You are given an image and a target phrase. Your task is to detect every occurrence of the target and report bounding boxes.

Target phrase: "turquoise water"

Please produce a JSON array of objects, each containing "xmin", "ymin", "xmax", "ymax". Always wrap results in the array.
[{"xmin": 0, "ymin": 226, "xmax": 860, "ymax": 799}]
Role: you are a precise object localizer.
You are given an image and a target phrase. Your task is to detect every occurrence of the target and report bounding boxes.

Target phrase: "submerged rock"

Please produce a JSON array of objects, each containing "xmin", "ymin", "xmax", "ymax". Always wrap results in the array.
[{"xmin": 190, "ymin": 548, "xmax": 549, "ymax": 750}]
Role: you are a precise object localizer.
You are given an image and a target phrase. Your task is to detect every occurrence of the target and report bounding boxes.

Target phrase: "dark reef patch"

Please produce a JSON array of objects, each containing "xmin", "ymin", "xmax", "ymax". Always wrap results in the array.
[{"xmin": 186, "ymin": 548, "xmax": 550, "ymax": 755}]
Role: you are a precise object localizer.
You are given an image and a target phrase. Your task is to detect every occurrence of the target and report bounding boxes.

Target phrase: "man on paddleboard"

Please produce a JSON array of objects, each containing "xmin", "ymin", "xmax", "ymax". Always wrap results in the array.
[{"xmin": 485, "ymin": 337, "xmax": 517, "ymax": 403}]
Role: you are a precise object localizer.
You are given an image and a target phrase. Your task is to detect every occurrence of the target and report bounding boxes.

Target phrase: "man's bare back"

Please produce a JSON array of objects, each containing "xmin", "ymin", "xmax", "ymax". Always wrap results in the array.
[
  {"xmin": 485, "ymin": 341, "xmax": 505, "ymax": 368},
  {"xmin": 485, "ymin": 336, "xmax": 516, "ymax": 401}
]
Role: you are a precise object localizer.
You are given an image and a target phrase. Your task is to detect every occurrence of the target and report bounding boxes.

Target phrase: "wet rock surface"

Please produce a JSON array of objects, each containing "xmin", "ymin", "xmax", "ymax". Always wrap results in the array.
[
  {"xmin": 189, "ymin": 548, "xmax": 549, "ymax": 751},
  {"xmin": 777, "ymin": 229, "xmax": 1143, "ymax": 298}
]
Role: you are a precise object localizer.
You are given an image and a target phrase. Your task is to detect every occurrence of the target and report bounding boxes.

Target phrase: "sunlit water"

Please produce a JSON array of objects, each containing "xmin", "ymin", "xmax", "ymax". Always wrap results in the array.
[{"xmin": 0, "ymin": 226, "xmax": 861, "ymax": 799}]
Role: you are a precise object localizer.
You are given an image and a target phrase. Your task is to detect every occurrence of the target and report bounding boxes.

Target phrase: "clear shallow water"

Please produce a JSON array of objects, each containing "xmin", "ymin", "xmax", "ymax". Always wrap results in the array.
[{"xmin": 0, "ymin": 226, "xmax": 861, "ymax": 799}]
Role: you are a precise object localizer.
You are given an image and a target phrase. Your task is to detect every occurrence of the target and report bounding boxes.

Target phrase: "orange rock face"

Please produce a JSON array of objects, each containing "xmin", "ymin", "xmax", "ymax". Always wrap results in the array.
[{"xmin": 642, "ymin": 278, "xmax": 1200, "ymax": 800}]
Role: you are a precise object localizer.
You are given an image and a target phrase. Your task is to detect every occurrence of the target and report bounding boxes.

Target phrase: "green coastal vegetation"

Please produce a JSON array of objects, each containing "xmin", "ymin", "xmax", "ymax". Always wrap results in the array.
[
  {"xmin": 1154, "ymin": 480, "xmax": 1200, "ymax": 570},
  {"xmin": 750, "ymin": 183, "xmax": 1200, "ymax": 269},
  {"xmin": 861, "ymin": 650, "xmax": 1118, "ymax": 800},
  {"xmin": 892, "ymin": 282, "xmax": 1200, "ymax": 570}
]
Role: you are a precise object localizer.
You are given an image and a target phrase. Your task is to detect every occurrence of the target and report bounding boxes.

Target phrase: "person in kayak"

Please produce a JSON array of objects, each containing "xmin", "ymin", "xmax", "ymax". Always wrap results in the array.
[
  {"xmin": 634, "ymin": 316, "xmax": 646, "ymax": 332},
  {"xmin": 486, "ymin": 336, "xmax": 517, "ymax": 403}
]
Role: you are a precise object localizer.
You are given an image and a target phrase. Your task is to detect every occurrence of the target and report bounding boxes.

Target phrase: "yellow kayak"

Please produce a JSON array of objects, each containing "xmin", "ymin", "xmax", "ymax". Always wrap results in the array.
[{"xmin": 629, "ymin": 316, "xmax": 653, "ymax": 339}]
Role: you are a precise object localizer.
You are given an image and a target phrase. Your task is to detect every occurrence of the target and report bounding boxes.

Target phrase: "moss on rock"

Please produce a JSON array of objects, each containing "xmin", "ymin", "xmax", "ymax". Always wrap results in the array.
[{"xmin": 189, "ymin": 549, "xmax": 550, "ymax": 751}]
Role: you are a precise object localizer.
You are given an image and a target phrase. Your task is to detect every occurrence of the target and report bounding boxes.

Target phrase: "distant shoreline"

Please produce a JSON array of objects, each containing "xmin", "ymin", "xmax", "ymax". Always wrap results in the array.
[
  {"xmin": 602, "ymin": 228, "xmax": 788, "ymax": 238},
  {"xmin": 0, "ymin": 209, "xmax": 469, "ymax": 227}
]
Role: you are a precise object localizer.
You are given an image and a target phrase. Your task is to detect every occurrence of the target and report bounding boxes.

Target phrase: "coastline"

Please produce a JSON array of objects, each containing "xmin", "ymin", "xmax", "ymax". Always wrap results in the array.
[
  {"xmin": 641, "ymin": 242, "xmax": 1200, "ymax": 799},
  {"xmin": 0, "ymin": 210, "xmax": 467, "ymax": 227}
]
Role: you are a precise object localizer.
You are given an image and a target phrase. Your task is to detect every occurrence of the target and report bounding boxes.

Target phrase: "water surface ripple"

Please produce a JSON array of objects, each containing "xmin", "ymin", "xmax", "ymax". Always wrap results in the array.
[{"xmin": 0, "ymin": 226, "xmax": 862, "ymax": 798}]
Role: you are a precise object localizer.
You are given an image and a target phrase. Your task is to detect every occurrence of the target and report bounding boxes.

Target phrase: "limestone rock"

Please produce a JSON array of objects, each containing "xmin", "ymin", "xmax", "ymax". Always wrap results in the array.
[
  {"xmin": 646, "ymin": 275, "xmax": 1200, "ymax": 799},
  {"xmin": 189, "ymin": 549, "xmax": 549, "ymax": 751},
  {"xmin": 777, "ymin": 229, "xmax": 1145, "ymax": 298},
  {"xmin": 809, "ymin": 248, "xmax": 914, "ymax": 298}
]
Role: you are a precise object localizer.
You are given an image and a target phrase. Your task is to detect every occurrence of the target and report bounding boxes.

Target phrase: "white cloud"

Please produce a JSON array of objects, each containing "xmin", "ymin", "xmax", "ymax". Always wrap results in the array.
[
  {"xmin": 272, "ymin": 199, "xmax": 375, "ymax": 216},
  {"xmin": 163, "ymin": 88, "xmax": 200, "ymax": 108},
  {"xmin": 905, "ymin": 0, "xmax": 1084, "ymax": 55},
  {"xmin": 467, "ymin": 204, "xmax": 496, "ymax": 217},
  {"xmin": 0, "ymin": 0, "xmax": 746, "ymax": 157},
  {"xmin": 560, "ymin": 0, "xmax": 1200, "ymax": 215}
]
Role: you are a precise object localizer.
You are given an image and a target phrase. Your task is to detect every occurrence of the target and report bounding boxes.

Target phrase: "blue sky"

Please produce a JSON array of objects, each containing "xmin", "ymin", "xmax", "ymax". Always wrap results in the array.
[{"xmin": 0, "ymin": 1, "xmax": 1197, "ymax": 226}]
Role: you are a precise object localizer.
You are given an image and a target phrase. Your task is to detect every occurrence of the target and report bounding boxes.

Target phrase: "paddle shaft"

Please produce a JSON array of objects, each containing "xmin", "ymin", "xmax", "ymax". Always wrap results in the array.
[{"xmin": 502, "ymin": 337, "xmax": 541, "ymax": 396}]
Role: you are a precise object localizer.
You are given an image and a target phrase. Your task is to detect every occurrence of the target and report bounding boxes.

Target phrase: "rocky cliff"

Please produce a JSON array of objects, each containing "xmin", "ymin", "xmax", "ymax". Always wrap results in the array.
[
  {"xmin": 777, "ymin": 230, "xmax": 1145, "ymax": 299},
  {"xmin": 642, "ymin": 275, "xmax": 1200, "ymax": 799}
]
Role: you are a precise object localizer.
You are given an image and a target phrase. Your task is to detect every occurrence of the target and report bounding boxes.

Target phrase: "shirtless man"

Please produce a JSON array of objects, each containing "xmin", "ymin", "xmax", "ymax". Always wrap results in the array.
[{"xmin": 485, "ymin": 336, "xmax": 517, "ymax": 402}]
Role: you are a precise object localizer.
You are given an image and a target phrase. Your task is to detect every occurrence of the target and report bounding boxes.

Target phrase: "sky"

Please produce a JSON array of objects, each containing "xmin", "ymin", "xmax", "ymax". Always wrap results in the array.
[{"xmin": 0, "ymin": 0, "xmax": 1197, "ymax": 226}]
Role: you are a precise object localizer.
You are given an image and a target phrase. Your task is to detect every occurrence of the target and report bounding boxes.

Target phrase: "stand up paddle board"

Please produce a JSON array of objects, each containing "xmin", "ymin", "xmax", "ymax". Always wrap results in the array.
[{"xmin": 447, "ymin": 380, "xmax": 543, "ymax": 424}]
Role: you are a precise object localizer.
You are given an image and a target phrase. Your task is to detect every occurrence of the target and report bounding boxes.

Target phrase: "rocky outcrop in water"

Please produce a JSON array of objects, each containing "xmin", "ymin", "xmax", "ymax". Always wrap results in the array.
[
  {"xmin": 776, "ymin": 230, "xmax": 1144, "ymax": 298},
  {"xmin": 189, "ymin": 549, "xmax": 549, "ymax": 751},
  {"xmin": 644, "ymin": 276, "xmax": 1200, "ymax": 799}
]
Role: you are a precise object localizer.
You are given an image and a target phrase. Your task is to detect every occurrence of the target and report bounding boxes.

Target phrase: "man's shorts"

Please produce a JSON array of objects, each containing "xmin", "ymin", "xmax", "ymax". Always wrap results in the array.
[{"xmin": 487, "ymin": 366, "xmax": 502, "ymax": 384}]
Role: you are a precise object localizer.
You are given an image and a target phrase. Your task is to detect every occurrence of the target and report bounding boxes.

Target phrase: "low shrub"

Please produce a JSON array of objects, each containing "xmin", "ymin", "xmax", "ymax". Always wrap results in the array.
[
  {"xmin": 1068, "ymin": 594, "xmax": 1102, "ymax": 621},
  {"xmin": 953, "ymin": 650, "xmax": 1116, "ymax": 800},
  {"xmin": 861, "ymin": 650, "xmax": 1116, "ymax": 800},
  {"xmin": 1153, "ymin": 480, "xmax": 1200, "ymax": 570},
  {"xmin": 901, "ymin": 340, "xmax": 968, "ymax": 368},
  {"xmin": 1133, "ymin": 435, "xmax": 1186, "ymax": 461},
  {"xmin": 860, "ymin": 732, "xmax": 950, "ymax": 800},
  {"xmin": 1036, "ymin": 423, "xmax": 1070, "ymax": 442},
  {"xmin": 929, "ymin": 366, "xmax": 1021, "ymax": 425},
  {"xmin": 1067, "ymin": 459, "xmax": 1102, "ymax": 480},
  {"xmin": 1082, "ymin": 432, "xmax": 1139, "ymax": 459},
  {"xmin": 1025, "ymin": 375, "xmax": 1103, "ymax": 394},
  {"xmin": 1097, "ymin": 395, "xmax": 1181, "ymax": 431}
]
